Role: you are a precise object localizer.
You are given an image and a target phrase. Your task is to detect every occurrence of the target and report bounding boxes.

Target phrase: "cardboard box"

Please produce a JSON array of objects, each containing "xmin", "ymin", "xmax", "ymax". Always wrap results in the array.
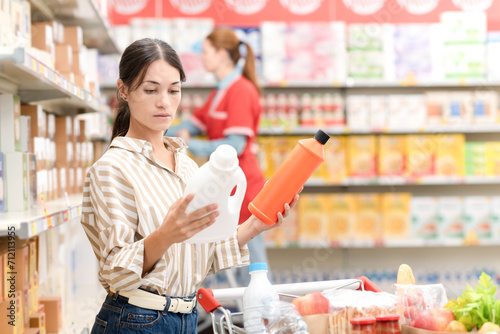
[
  {"xmin": 5, "ymin": 152, "xmax": 29, "ymax": 211},
  {"xmin": 411, "ymin": 197, "xmax": 438, "ymax": 239},
  {"xmin": 347, "ymin": 135, "xmax": 377, "ymax": 178},
  {"xmin": 328, "ymin": 194, "xmax": 355, "ymax": 242},
  {"xmin": 29, "ymin": 311, "xmax": 46, "ymax": 334},
  {"xmin": 0, "ymin": 94, "xmax": 21, "ymax": 152},
  {"xmin": 39, "ymin": 297, "xmax": 62, "ymax": 333},
  {"xmin": 298, "ymin": 194, "xmax": 329, "ymax": 244},
  {"xmin": 55, "ymin": 44, "xmax": 73, "ymax": 73},
  {"xmin": 54, "ymin": 116, "xmax": 72, "ymax": 143},
  {"xmin": 406, "ymin": 135, "xmax": 437, "ymax": 178},
  {"xmin": 63, "ymin": 26, "xmax": 83, "ymax": 52},
  {"xmin": 464, "ymin": 196, "xmax": 492, "ymax": 239},
  {"xmin": 378, "ymin": 135, "xmax": 407, "ymax": 177},
  {"xmin": 381, "ymin": 193, "xmax": 411, "ymax": 239},
  {"xmin": 31, "ymin": 23, "xmax": 54, "ymax": 54},
  {"xmin": 354, "ymin": 194, "xmax": 381, "ymax": 240},
  {"xmin": 21, "ymin": 105, "xmax": 47, "ymax": 147},
  {"xmin": 437, "ymin": 197, "xmax": 463, "ymax": 240},
  {"xmin": 436, "ymin": 134, "xmax": 465, "ymax": 177}
]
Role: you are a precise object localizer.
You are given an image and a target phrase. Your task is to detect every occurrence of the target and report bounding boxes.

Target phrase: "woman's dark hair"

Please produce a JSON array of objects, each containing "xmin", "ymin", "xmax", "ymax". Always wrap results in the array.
[
  {"xmin": 111, "ymin": 38, "xmax": 186, "ymax": 141},
  {"xmin": 206, "ymin": 29, "xmax": 261, "ymax": 93}
]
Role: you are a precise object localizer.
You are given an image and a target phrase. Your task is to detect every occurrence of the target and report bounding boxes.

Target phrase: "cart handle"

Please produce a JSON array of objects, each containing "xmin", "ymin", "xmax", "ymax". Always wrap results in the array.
[
  {"xmin": 356, "ymin": 276, "xmax": 382, "ymax": 293},
  {"xmin": 197, "ymin": 288, "xmax": 222, "ymax": 313}
]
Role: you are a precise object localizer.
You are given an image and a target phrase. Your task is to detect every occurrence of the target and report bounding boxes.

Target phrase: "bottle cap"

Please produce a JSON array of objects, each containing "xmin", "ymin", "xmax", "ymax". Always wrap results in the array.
[
  {"xmin": 249, "ymin": 262, "xmax": 268, "ymax": 272},
  {"xmin": 210, "ymin": 144, "xmax": 239, "ymax": 171},
  {"xmin": 314, "ymin": 130, "xmax": 330, "ymax": 145}
]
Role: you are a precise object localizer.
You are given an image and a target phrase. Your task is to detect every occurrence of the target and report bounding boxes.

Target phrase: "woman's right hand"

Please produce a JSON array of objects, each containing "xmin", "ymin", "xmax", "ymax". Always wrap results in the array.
[{"xmin": 160, "ymin": 193, "xmax": 219, "ymax": 244}]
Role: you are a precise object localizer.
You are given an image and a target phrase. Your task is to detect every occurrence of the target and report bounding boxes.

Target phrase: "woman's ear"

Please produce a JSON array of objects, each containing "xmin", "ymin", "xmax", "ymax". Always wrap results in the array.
[{"xmin": 117, "ymin": 79, "xmax": 128, "ymax": 96}]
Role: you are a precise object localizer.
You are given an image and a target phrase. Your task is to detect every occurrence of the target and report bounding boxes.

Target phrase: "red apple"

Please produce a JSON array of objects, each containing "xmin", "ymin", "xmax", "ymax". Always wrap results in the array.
[
  {"xmin": 410, "ymin": 308, "xmax": 455, "ymax": 331},
  {"xmin": 292, "ymin": 292, "xmax": 330, "ymax": 316}
]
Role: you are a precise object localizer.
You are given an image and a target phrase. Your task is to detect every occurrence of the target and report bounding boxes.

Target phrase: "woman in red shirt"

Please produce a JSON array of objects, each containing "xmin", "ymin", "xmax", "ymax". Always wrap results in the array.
[{"xmin": 169, "ymin": 28, "xmax": 268, "ymax": 283}]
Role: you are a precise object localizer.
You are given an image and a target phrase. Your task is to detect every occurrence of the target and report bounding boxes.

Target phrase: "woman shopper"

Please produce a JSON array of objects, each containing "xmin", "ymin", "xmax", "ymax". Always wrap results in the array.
[
  {"xmin": 81, "ymin": 38, "xmax": 298, "ymax": 333},
  {"xmin": 168, "ymin": 29, "xmax": 268, "ymax": 284}
]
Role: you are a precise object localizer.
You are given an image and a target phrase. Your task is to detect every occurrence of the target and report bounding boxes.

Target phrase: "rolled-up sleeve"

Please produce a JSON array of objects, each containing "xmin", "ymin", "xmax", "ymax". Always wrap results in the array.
[
  {"xmin": 208, "ymin": 227, "xmax": 250, "ymax": 274},
  {"xmin": 81, "ymin": 163, "xmax": 145, "ymax": 292}
]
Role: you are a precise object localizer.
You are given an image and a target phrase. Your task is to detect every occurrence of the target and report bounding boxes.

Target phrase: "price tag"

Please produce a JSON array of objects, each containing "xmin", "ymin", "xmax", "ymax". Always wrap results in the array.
[
  {"xmin": 39, "ymin": 64, "xmax": 47, "ymax": 77},
  {"xmin": 31, "ymin": 59, "xmax": 37, "ymax": 72},
  {"xmin": 40, "ymin": 194, "xmax": 48, "ymax": 216},
  {"xmin": 63, "ymin": 210, "xmax": 69, "ymax": 222},
  {"xmin": 54, "ymin": 73, "xmax": 62, "ymax": 86},
  {"xmin": 47, "ymin": 216, "xmax": 53, "ymax": 228},
  {"xmin": 77, "ymin": 206, "xmax": 81, "ymax": 216},
  {"xmin": 31, "ymin": 222, "xmax": 36, "ymax": 236}
]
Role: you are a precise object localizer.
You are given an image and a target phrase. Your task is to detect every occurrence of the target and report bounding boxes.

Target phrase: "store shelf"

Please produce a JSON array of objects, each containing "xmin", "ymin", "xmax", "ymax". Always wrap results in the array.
[
  {"xmin": 266, "ymin": 238, "xmax": 498, "ymax": 249},
  {"xmin": 304, "ymin": 176, "xmax": 500, "ymax": 187},
  {"xmin": 0, "ymin": 47, "xmax": 105, "ymax": 115},
  {"xmin": 0, "ymin": 194, "xmax": 83, "ymax": 239},
  {"xmin": 259, "ymin": 124, "xmax": 500, "ymax": 136},
  {"xmin": 29, "ymin": 0, "xmax": 120, "ymax": 54}
]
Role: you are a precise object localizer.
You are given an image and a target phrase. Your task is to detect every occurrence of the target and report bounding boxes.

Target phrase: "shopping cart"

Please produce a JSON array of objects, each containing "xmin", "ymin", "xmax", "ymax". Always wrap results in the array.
[{"xmin": 197, "ymin": 276, "xmax": 381, "ymax": 334}]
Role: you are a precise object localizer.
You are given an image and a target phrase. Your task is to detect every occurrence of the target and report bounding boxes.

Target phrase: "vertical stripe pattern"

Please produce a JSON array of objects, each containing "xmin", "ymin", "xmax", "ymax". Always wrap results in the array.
[{"xmin": 81, "ymin": 136, "xmax": 249, "ymax": 296}]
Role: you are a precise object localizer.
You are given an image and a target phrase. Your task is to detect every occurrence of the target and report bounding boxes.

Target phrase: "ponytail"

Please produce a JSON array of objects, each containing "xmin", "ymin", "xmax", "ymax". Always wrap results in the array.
[
  {"xmin": 111, "ymin": 96, "xmax": 130, "ymax": 141},
  {"xmin": 240, "ymin": 41, "xmax": 261, "ymax": 93}
]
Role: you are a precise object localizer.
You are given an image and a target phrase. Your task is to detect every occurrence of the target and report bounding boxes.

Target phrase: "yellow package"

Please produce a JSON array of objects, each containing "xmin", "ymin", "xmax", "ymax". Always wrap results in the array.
[
  {"xmin": 324, "ymin": 136, "xmax": 347, "ymax": 184},
  {"xmin": 256, "ymin": 137, "xmax": 272, "ymax": 179},
  {"xmin": 486, "ymin": 142, "xmax": 500, "ymax": 176},
  {"xmin": 264, "ymin": 205, "xmax": 299, "ymax": 246},
  {"xmin": 406, "ymin": 135, "xmax": 437, "ymax": 178},
  {"xmin": 298, "ymin": 194, "xmax": 329, "ymax": 243},
  {"xmin": 347, "ymin": 135, "xmax": 377, "ymax": 178},
  {"xmin": 378, "ymin": 135, "xmax": 406, "ymax": 176},
  {"xmin": 436, "ymin": 134, "xmax": 465, "ymax": 177},
  {"xmin": 328, "ymin": 194, "xmax": 355, "ymax": 242},
  {"xmin": 381, "ymin": 193, "xmax": 411, "ymax": 239},
  {"xmin": 354, "ymin": 194, "xmax": 381, "ymax": 240}
]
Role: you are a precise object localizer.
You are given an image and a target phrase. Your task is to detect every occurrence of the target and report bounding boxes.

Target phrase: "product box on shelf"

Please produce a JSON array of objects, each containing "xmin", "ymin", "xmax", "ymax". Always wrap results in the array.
[
  {"xmin": 324, "ymin": 136, "xmax": 347, "ymax": 184},
  {"xmin": 21, "ymin": 105, "xmax": 47, "ymax": 151},
  {"xmin": 490, "ymin": 197, "xmax": 500, "ymax": 239},
  {"xmin": 328, "ymin": 194, "xmax": 355, "ymax": 242},
  {"xmin": 369, "ymin": 95, "xmax": 389, "ymax": 130},
  {"xmin": 411, "ymin": 196, "xmax": 439, "ymax": 239},
  {"xmin": 28, "ymin": 154, "xmax": 36, "ymax": 208},
  {"xmin": 31, "ymin": 22, "xmax": 55, "ymax": 62},
  {"xmin": 347, "ymin": 135, "xmax": 377, "ymax": 179},
  {"xmin": 39, "ymin": 297, "xmax": 62, "ymax": 334},
  {"xmin": 444, "ymin": 92, "xmax": 474, "ymax": 124},
  {"xmin": 436, "ymin": 134, "xmax": 465, "ymax": 177},
  {"xmin": 346, "ymin": 95, "xmax": 370, "ymax": 132},
  {"xmin": 0, "ymin": 94, "xmax": 21, "ymax": 153},
  {"xmin": 46, "ymin": 113, "xmax": 55, "ymax": 140},
  {"xmin": 465, "ymin": 142, "xmax": 487, "ymax": 177},
  {"xmin": 437, "ymin": 196, "xmax": 464, "ymax": 240},
  {"xmin": 387, "ymin": 95, "xmax": 426, "ymax": 131},
  {"xmin": 29, "ymin": 309, "xmax": 46, "ymax": 334},
  {"xmin": 0, "ymin": 291, "xmax": 23, "ymax": 334},
  {"xmin": 487, "ymin": 32, "xmax": 500, "ymax": 81},
  {"xmin": 298, "ymin": 194, "xmax": 329, "ymax": 244},
  {"xmin": 63, "ymin": 26, "xmax": 83, "ymax": 52},
  {"xmin": 406, "ymin": 135, "xmax": 437, "ymax": 178},
  {"xmin": 0, "ymin": 152, "xmax": 4, "ymax": 212},
  {"xmin": 354, "ymin": 194, "xmax": 381, "ymax": 240},
  {"xmin": 464, "ymin": 196, "xmax": 492, "ymax": 239},
  {"xmin": 381, "ymin": 193, "xmax": 411, "ymax": 239},
  {"xmin": 473, "ymin": 90, "xmax": 498, "ymax": 124},
  {"xmin": 378, "ymin": 135, "xmax": 407, "ymax": 177},
  {"xmin": 264, "ymin": 205, "xmax": 299, "ymax": 246},
  {"xmin": 425, "ymin": 92, "xmax": 447, "ymax": 125},
  {"xmin": 4, "ymin": 152, "xmax": 29, "ymax": 211},
  {"xmin": 20, "ymin": 115, "xmax": 30, "ymax": 153},
  {"xmin": 54, "ymin": 44, "xmax": 73, "ymax": 73}
]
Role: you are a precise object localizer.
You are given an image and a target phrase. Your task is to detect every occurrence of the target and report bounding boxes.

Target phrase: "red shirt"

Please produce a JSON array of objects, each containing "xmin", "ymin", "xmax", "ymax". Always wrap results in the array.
[{"xmin": 191, "ymin": 76, "xmax": 265, "ymax": 224}]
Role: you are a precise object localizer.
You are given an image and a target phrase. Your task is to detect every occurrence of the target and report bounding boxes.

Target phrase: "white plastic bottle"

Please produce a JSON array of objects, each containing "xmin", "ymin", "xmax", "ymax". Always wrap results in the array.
[
  {"xmin": 243, "ymin": 262, "xmax": 280, "ymax": 333},
  {"xmin": 183, "ymin": 144, "xmax": 247, "ymax": 243}
]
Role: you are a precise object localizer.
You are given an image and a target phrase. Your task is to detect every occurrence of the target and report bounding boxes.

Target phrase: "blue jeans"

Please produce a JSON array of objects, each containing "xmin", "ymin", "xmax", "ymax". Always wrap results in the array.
[{"xmin": 91, "ymin": 292, "xmax": 198, "ymax": 334}]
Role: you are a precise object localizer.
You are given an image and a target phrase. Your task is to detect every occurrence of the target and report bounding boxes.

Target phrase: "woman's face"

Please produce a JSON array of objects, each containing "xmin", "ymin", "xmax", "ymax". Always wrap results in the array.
[
  {"xmin": 201, "ymin": 39, "xmax": 223, "ymax": 73},
  {"xmin": 123, "ymin": 59, "xmax": 181, "ymax": 133}
]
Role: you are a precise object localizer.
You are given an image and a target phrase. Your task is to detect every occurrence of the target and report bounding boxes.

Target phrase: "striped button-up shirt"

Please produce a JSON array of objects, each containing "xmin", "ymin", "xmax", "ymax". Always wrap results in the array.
[{"xmin": 81, "ymin": 136, "xmax": 249, "ymax": 296}]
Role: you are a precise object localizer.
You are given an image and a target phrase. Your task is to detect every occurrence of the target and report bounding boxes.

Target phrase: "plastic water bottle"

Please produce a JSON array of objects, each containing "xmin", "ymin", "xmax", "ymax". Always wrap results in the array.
[
  {"xmin": 183, "ymin": 145, "xmax": 247, "ymax": 243},
  {"xmin": 243, "ymin": 263, "xmax": 279, "ymax": 333},
  {"xmin": 249, "ymin": 129, "xmax": 330, "ymax": 225}
]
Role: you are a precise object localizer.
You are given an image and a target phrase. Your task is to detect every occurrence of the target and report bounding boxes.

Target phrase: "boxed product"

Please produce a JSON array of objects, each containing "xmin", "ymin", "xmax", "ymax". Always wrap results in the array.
[
  {"xmin": 473, "ymin": 90, "xmax": 498, "ymax": 124},
  {"xmin": 369, "ymin": 96, "xmax": 388, "ymax": 130},
  {"xmin": 0, "ymin": 94, "xmax": 21, "ymax": 152},
  {"xmin": 20, "ymin": 105, "xmax": 46, "ymax": 150},
  {"xmin": 5, "ymin": 152, "xmax": 29, "ymax": 211},
  {"xmin": 425, "ymin": 92, "xmax": 447, "ymax": 125},
  {"xmin": 346, "ymin": 95, "xmax": 370, "ymax": 131},
  {"xmin": 63, "ymin": 26, "xmax": 83, "ymax": 52},
  {"xmin": 465, "ymin": 142, "xmax": 486, "ymax": 177},
  {"xmin": 388, "ymin": 95, "xmax": 426, "ymax": 131},
  {"xmin": 39, "ymin": 297, "xmax": 62, "ymax": 333},
  {"xmin": 20, "ymin": 115, "xmax": 30, "ymax": 153},
  {"xmin": 264, "ymin": 205, "xmax": 299, "ymax": 246},
  {"xmin": 463, "ymin": 196, "xmax": 492, "ymax": 239},
  {"xmin": 347, "ymin": 135, "xmax": 377, "ymax": 178},
  {"xmin": 490, "ymin": 197, "xmax": 500, "ymax": 239},
  {"xmin": 328, "ymin": 194, "xmax": 355, "ymax": 242},
  {"xmin": 485, "ymin": 142, "xmax": 500, "ymax": 176},
  {"xmin": 354, "ymin": 194, "xmax": 381, "ymax": 240},
  {"xmin": 323, "ymin": 136, "xmax": 347, "ymax": 184},
  {"xmin": 406, "ymin": 135, "xmax": 437, "ymax": 178},
  {"xmin": 378, "ymin": 135, "xmax": 407, "ymax": 177},
  {"xmin": 0, "ymin": 153, "xmax": 4, "ymax": 212},
  {"xmin": 486, "ymin": 32, "xmax": 500, "ymax": 81},
  {"xmin": 55, "ymin": 44, "xmax": 73, "ymax": 73},
  {"xmin": 442, "ymin": 43, "xmax": 486, "ymax": 79},
  {"xmin": 298, "ymin": 194, "xmax": 329, "ymax": 244},
  {"xmin": 411, "ymin": 197, "xmax": 439, "ymax": 239},
  {"xmin": 436, "ymin": 134, "xmax": 465, "ymax": 177},
  {"xmin": 381, "ymin": 193, "xmax": 411, "ymax": 239},
  {"xmin": 437, "ymin": 197, "xmax": 463, "ymax": 240},
  {"xmin": 440, "ymin": 11, "xmax": 487, "ymax": 44},
  {"xmin": 444, "ymin": 92, "xmax": 474, "ymax": 124}
]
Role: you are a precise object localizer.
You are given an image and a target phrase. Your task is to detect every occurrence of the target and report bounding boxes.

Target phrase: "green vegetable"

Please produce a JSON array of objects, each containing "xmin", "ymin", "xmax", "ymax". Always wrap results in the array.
[{"xmin": 445, "ymin": 272, "xmax": 500, "ymax": 331}]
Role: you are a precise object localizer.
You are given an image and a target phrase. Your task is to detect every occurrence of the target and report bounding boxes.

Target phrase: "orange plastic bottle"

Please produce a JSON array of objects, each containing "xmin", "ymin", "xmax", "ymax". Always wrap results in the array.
[{"xmin": 249, "ymin": 129, "xmax": 330, "ymax": 225}]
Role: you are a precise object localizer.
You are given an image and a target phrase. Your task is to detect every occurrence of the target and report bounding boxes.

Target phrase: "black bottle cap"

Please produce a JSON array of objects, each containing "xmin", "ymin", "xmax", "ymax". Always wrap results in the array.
[{"xmin": 314, "ymin": 129, "xmax": 330, "ymax": 145}]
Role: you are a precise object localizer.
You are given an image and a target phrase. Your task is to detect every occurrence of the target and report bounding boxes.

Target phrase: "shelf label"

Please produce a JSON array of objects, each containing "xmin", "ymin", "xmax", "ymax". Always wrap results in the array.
[
  {"xmin": 55, "ymin": 73, "xmax": 62, "ymax": 86},
  {"xmin": 31, "ymin": 59, "xmax": 37, "ymax": 72},
  {"xmin": 47, "ymin": 216, "xmax": 53, "ymax": 228},
  {"xmin": 63, "ymin": 210, "xmax": 69, "ymax": 222},
  {"xmin": 39, "ymin": 63, "xmax": 47, "ymax": 77},
  {"xmin": 31, "ymin": 222, "xmax": 36, "ymax": 236}
]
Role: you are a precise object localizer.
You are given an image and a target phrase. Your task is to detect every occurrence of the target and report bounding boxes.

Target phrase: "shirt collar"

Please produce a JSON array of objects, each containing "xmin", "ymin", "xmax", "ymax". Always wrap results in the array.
[
  {"xmin": 217, "ymin": 66, "xmax": 242, "ymax": 90},
  {"xmin": 109, "ymin": 136, "xmax": 188, "ymax": 154}
]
